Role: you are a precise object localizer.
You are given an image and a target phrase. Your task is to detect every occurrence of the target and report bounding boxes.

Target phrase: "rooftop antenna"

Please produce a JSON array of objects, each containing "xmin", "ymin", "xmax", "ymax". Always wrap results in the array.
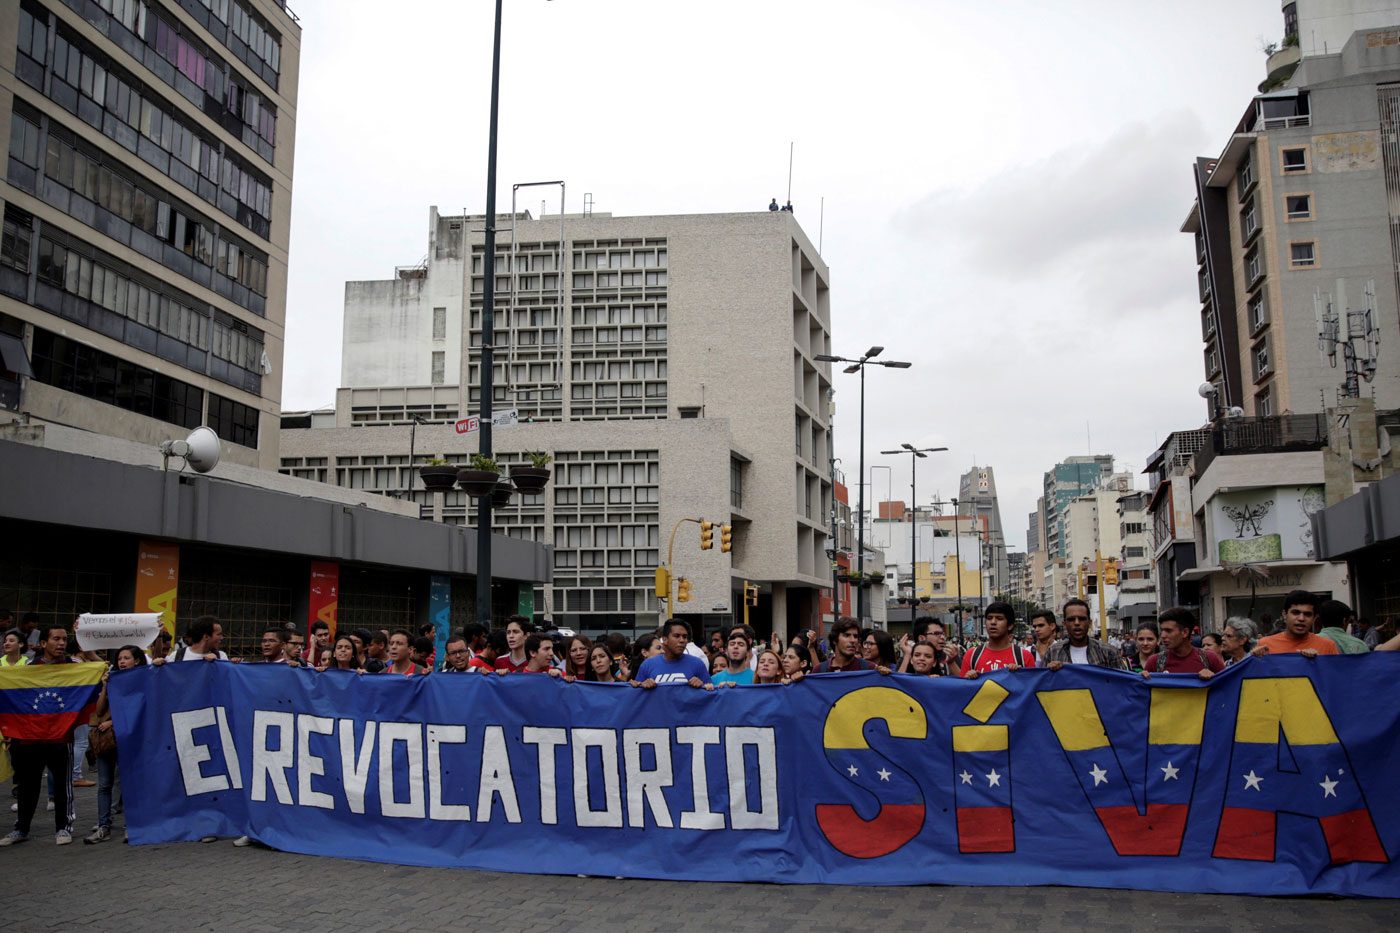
[
  {"xmin": 1316, "ymin": 278, "xmax": 1380, "ymax": 398},
  {"xmin": 787, "ymin": 142, "xmax": 794, "ymax": 204}
]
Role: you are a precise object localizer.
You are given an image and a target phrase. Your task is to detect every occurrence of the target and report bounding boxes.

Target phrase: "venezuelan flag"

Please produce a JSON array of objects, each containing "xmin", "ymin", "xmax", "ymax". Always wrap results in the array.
[{"xmin": 0, "ymin": 662, "xmax": 104, "ymax": 741}]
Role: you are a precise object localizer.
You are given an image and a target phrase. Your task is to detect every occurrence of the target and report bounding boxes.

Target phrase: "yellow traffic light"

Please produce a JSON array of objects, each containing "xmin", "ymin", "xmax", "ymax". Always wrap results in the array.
[
  {"xmin": 745, "ymin": 583, "xmax": 758, "ymax": 606},
  {"xmin": 1104, "ymin": 561, "xmax": 1119, "ymax": 585},
  {"xmin": 655, "ymin": 566, "xmax": 671, "ymax": 599},
  {"xmin": 678, "ymin": 578, "xmax": 692, "ymax": 602},
  {"xmin": 720, "ymin": 524, "xmax": 732, "ymax": 553},
  {"xmin": 700, "ymin": 521, "xmax": 714, "ymax": 550}
]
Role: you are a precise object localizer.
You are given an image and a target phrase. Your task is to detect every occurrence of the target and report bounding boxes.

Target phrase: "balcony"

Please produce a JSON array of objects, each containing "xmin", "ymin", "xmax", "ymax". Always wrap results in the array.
[{"xmin": 1193, "ymin": 413, "xmax": 1327, "ymax": 478}]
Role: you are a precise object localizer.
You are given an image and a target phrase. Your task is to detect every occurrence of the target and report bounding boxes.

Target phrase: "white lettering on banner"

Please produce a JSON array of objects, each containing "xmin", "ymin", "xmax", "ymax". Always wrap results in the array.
[
  {"xmin": 339, "ymin": 720, "xmax": 376, "ymax": 815},
  {"xmin": 172, "ymin": 707, "xmax": 228, "ymax": 796},
  {"xmin": 427, "ymin": 725, "xmax": 470, "ymax": 822},
  {"xmin": 252, "ymin": 710, "xmax": 294, "ymax": 804},
  {"xmin": 572, "ymin": 728, "xmax": 623, "ymax": 828},
  {"xmin": 676, "ymin": 725, "xmax": 725, "ymax": 830},
  {"xmin": 477, "ymin": 725, "xmax": 522, "ymax": 823},
  {"xmin": 171, "ymin": 713, "xmax": 782, "ymax": 828},
  {"xmin": 726, "ymin": 727, "xmax": 779, "ymax": 830},
  {"xmin": 214, "ymin": 706, "xmax": 243, "ymax": 789},
  {"xmin": 378, "ymin": 722, "xmax": 425, "ymax": 819},
  {"xmin": 297, "ymin": 715, "xmax": 335, "ymax": 810},
  {"xmin": 522, "ymin": 726, "xmax": 567, "ymax": 825},
  {"xmin": 623, "ymin": 728, "xmax": 674, "ymax": 829}
]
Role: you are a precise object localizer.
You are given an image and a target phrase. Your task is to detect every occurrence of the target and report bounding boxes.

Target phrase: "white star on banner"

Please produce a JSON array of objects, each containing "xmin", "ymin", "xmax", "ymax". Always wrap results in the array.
[
  {"xmin": 1089, "ymin": 764, "xmax": 1108, "ymax": 786},
  {"xmin": 876, "ymin": 768, "xmax": 891, "ymax": 782},
  {"xmin": 1320, "ymin": 775, "xmax": 1339, "ymax": 799},
  {"xmin": 1161, "ymin": 761, "xmax": 1179, "ymax": 781},
  {"xmin": 1243, "ymin": 770, "xmax": 1263, "ymax": 791},
  {"xmin": 985, "ymin": 769, "xmax": 1002, "ymax": 787},
  {"xmin": 959, "ymin": 771, "xmax": 973, "ymax": 785},
  {"xmin": 847, "ymin": 764, "xmax": 859, "ymax": 778}
]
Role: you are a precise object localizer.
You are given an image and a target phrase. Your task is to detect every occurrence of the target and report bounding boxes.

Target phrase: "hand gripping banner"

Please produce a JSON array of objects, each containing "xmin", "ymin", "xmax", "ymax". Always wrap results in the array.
[{"xmin": 109, "ymin": 656, "xmax": 1400, "ymax": 895}]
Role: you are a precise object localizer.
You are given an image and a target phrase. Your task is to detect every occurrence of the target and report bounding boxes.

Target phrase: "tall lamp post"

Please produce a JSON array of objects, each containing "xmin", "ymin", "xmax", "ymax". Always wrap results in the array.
[
  {"xmin": 950, "ymin": 496, "xmax": 962, "ymax": 637},
  {"xmin": 815, "ymin": 347, "xmax": 911, "ymax": 624},
  {"xmin": 881, "ymin": 444, "xmax": 947, "ymax": 620}
]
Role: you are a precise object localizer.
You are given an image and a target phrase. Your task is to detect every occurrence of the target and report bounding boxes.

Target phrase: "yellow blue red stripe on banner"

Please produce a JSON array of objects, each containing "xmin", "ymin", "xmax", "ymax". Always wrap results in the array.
[{"xmin": 0, "ymin": 662, "xmax": 104, "ymax": 741}]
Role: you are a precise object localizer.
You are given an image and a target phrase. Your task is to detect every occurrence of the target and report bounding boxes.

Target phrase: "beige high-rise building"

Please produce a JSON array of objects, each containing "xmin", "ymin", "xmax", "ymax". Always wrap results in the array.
[
  {"xmin": 0, "ymin": 0, "xmax": 298, "ymax": 470},
  {"xmin": 281, "ymin": 207, "xmax": 835, "ymax": 639}
]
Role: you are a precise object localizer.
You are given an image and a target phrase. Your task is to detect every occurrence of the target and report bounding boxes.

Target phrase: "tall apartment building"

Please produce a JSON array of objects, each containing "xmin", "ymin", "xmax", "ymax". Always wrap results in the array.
[
  {"xmin": 1042, "ymin": 455, "xmax": 1115, "ymax": 560},
  {"xmin": 1184, "ymin": 2, "xmax": 1400, "ymax": 419},
  {"xmin": 281, "ymin": 207, "xmax": 834, "ymax": 638},
  {"xmin": 957, "ymin": 464, "xmax": 1009, "ymax": 597},
  {"xmin": 1144, "ymin": 429, "xmax": 1210, "ymax": 612},
  {"xmin": 0, "ymin": 0, "xmax": 297, "ymax": 470}
]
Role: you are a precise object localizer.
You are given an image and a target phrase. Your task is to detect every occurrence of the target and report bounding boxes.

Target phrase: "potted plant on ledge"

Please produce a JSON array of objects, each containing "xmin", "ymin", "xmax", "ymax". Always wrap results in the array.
[
  {"xmin": 491, "ymin": 475, "xmax": 517, "ymax": 508},
  {"xmin": 418, "ymin": 457, "xmax": 458, "ymax": 491},
  {"xmin": 457, "ymin": 453, "xmax": 503, "ymax": 498},
  {"xmin": 510, "ymin": 450, "xmax": 552, "ymax": 492}
]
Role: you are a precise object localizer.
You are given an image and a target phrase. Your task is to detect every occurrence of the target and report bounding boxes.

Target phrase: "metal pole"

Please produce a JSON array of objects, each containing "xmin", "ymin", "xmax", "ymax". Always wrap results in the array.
[
  {"xmin": 952, "ymin": 497, "xmax": 961, "ymax": 638},
  {"xmin": 856, "ymin": 362, "xmax": 866, "ymax": 624},
  {"xmin": 911, "ymin": 464, "xmax": 917, "ymax": 608},
  {"xmin": 475, "ymin": 0, "xmax": 503, "ymax": 627},
  {"xmin": 407, "ymin": 418, "xmax": 417, "ymax": 498}
]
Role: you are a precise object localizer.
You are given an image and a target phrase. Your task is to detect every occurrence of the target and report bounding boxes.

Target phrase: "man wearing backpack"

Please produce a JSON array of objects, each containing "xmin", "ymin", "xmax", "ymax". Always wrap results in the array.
[
  {"xmin": 152, "ymin": 616, "xmax": 227, "ymax": 665},
  {"xmin": 1141, "ymin": 607, "xmax": 1223, "ymax": 680},
  {"xmin": 961, "ymin": 602, "xmax": 1035, "ymax": 677}
]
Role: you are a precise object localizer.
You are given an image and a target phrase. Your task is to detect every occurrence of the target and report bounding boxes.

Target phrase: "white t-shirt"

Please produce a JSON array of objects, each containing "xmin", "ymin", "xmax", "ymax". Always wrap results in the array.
[
  {"xmin": 684, "ymin": 642, "xmax": 707, "ymax": 661},
  {"xmin": 1069, "ymin": 644, "xmax": 1089, "ymax": 665},
  {"xmin": 177, "ymin": 646, "xmax": 229, "ymax": 661}
]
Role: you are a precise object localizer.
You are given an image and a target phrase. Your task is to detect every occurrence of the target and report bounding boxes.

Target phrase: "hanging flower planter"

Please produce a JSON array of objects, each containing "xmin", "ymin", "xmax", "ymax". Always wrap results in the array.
[
  {"xmin": 509, "ymin": 454, "xmax": 552, "ymax": 492},
  {"xmin": 418, "ymin": 461, "xmax": 458, "ymax": 491},
  {"xmin": 457, "ymin": 454, "xmax": 503, "ymax": 498},
  {"xmin": 836, "ymin": 572, "xmax": 861, "ymax": 585},
  {"xmin": 491, "ymin": 477, "xmax": 517, "ymax": 508}
]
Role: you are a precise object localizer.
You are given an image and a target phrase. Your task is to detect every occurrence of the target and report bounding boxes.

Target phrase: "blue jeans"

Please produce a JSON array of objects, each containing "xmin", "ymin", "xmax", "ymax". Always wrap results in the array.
[
  {"xmin": 71, "ymin": 725, "xmax": 89, "ymax": 780},
  {"xmin": 96, "ymin": 753, "xmax": 117, "ymax": 829}
]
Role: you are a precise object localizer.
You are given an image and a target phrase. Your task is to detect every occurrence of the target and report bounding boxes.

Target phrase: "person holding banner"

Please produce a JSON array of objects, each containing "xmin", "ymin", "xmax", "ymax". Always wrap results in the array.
[
  {"xmin": 386, "ymin": 631, "xmax": 426, "ymax": 676},
  {"xmin": 470, "ymin": 630, "xmax": 505, "ymax": 672},
  {"xmin": 781, "ymin": 643, "xmax": 812, "ymax": 681},
  {"xmin": 0, "ymin": 626, "xmax": 99, "ymax": 847},
  {"xmin": 85, "ymin": 645, "xmax": 146, "ymax": 844},
  {"xmin": 320, "ymin": 635, "xmax": 360, "ymax": 672},
  {"xmin": 587, "ymin": 644, "xmax": 622, "ymax": 682},
  {"xmin": 494, "ymin": 616, "xmax": 531, "ymax": 673},
  {"xmin": 634, "ymin": 620, "xmax": 712, "ymax": 689}
]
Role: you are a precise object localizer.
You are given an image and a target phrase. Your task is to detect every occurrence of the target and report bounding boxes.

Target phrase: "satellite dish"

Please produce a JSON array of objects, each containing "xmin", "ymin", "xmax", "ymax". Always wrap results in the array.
[{"xmin": 159, "ymin": 426, "xmax": 222, "ymax": 473}]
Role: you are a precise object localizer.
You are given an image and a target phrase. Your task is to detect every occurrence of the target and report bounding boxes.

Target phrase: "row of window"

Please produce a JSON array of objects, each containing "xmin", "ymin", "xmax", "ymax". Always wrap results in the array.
[
  {"xmin": 9, "ymin": 114, "xmax": 270, "ymax": 305},
  {"xmin": 572, "ymin": 248, "xmax": 667, "ymax": 269},
  {"xmin": 33, "ymin": 23, "xmax": 274, "ymax": 232},
  {"xmin": 571, "ymin": 271, "xmax": 667, "ymax": 288},
  {"xmin": 569, "ymin": 326, "xmax": 667, "ymax": 345},
  {"xmin": 571, "ymin": 359, "xmax": 666, "ymax": 380},
  {"xmin": 188, "ymin": 0, "xmax": 281, "ymax": 75},
  {"xmin": 571, "ymin": 304, "xmax": 666, "ymax": 325},
  {"xmin": 570, "ymin": 383, "xmax": 666, "ymax": 400}
]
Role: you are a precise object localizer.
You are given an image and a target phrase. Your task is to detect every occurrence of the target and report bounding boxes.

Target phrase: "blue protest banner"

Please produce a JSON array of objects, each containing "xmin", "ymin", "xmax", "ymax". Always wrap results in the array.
[{"xmin": 109, "ymin": 656, "xmax": 1400, "ymax": 895}]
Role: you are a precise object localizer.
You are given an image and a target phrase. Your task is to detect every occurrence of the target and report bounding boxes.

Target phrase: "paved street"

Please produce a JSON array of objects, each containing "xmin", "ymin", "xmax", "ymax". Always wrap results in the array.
[{"xmin": 2, "ymin": 780, "xmax": 1393, "ymax": 932}]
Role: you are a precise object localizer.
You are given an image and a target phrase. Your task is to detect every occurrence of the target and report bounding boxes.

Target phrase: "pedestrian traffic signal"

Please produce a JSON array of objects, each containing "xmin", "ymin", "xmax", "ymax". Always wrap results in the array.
[
  {"xmin": 720, "ymin": 524, "xmax": 732, "ymax": 552},
  {"xmin": 745, "ymin": 583, "xmax": 759, "ymax": 606},
  {"xmin": 1104, "ymin": 561, "xmax": 1119, "ymax": 585},
  {"xmin": 678, "ymin": 578, "xmax": 692, "ymax": 602},
  {"xmin": 700, "ymin": 521, "xmax": 714, "ymax": 550},
  {"xmin": 655, "ymin": 566, "xmax": 670, "ymax": 599}
]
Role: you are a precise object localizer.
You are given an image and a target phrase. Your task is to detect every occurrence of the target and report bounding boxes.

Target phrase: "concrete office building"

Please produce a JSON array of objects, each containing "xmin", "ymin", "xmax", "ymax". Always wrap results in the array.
[
  {"xmin": 1, "ymin": 0, "xmax": 298, "ymax": 471},
  {"xmin": 1184, "ymin": 3, "xmax": 1400, "ymax": 419},
  {"xmin": 281, "ymin": 207, "xmax": 835, "ymax": 639},
  {"xmin": 957, "ymin": 464, "xmax": 1009, "ymax": 597}
]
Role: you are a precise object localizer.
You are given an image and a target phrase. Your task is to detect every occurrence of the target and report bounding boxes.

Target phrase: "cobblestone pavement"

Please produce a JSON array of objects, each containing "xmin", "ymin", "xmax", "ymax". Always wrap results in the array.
[{"xmin": 2, "ymin": 781, "xmax": 1393, "ymax": 932}]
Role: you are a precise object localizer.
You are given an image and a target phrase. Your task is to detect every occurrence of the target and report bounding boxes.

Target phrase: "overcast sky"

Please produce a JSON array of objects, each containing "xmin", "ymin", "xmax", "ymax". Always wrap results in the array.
[{"xmin": 283, "ymin": 0, "xmax": 1283, "ymax": 552}]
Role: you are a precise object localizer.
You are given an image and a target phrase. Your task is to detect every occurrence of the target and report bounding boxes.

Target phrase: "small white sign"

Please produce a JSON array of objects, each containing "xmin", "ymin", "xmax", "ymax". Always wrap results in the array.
[
  {"xmin": 712, "ymin": 603, "xmax": 729, "ymax": 611},
  {"xmin": 74, "ymin": 613, "xmax": 163, "ymax": 652},
  {"xmin": 455, "ymin": 410, "xmax": 519, "ymax": 435}
]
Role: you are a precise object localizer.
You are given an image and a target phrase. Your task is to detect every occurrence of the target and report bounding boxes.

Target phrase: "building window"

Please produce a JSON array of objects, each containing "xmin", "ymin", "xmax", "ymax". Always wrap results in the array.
[
  {"xmin": 1281, "ymin": 147, "xmax": 1308, "ymax": 174},
  {"xmin": 1239, "ymin": 198, "xmax": 1259, "ymax": 243},
  {"xmin": 431, "ymin": 306, "xmax": 447, "ymax": 340},
  {"xmin": 1205, "ymin": 346, "xmax": 1220, "ymax": 377},
  {"xmin": 1252, "ymin": 338, "xmax": 1271, "ymax": 382},
  {"xmin": 1257, "ymin": 388, "xmax": 1272, "ymax": 417},
  {"xmin": 1289, "ymin": 241, "xmax": 1316, "ymax": 268},
  {"xmin": 29, "ymin": 328, "xmax": 204, "ymax": 429},
  {"xmin": 1286, "ymin": 194, "xmax": 1312, "ymax": 220},
  {"xmin": 1245, "ymin": 244, "xmax": 1264, "ymax": 284},
  {"xmin": 207, "ymin": 392, "xmax": 260, "ymax": 448},
  {"xmin": 1248, "ymin": 290, "xmax": 1269, "ymax": 334},
  {"xmin": 678, "ymin": 406, "xmax": 700, "ymax": 419},
  {"xmin": 1237, "ymin": 152, "xmax": 1255, "ymax": 199},
  {"xmin": 431, "ymin": 351, "xmax": 445, "ymax": 385},
  {"xmin": 1, "ymin": 206, "xmax": 32, "ymax": 273},
  {"xmin": 731, "ymin": 458, "xmax": 743, "ymax": 509}
]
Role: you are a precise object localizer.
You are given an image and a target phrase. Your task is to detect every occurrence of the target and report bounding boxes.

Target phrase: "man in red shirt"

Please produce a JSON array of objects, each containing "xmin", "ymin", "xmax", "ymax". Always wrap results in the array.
[
  {"xmin": 962, "ymin": 602, "xmax": 1035, "ymax": 677},
  {"xmin": 469, "ymin": 630, "xmax": 505, "ymax": 671},
  {"xmin": 521, "ymin": 634, "xmax": 563, "ymax": 678},
  {"xmin": 1257, "ymin": 590, "xmax": 1339, "ymax": 658},
  {"xmin": 1141, "ymin": 607, "xmax": 1224, "ymax": 679},
  {"xmin": 493, "ymin": 616, "xmax": 530, "ymax": 673}
]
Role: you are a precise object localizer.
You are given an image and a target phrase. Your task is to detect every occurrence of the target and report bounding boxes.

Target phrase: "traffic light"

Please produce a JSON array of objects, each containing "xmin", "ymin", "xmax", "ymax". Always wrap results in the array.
[
  {"xmin": 720, "ymin": 524, "xmax": 732, "ymax": 553},
  {"xmin": 745, "ymin": 583, "xmax": 759, "ymax": 606},
  {"xmin": 1103, "ymin": 561, "xmax": 1119, "ymax": 585},
  {"xmin": 655, "ymin": 566, "xmax": 671, "ymax": 599},
  {"xmin": 1085, "ymin": 574, "xmax": 1098, "ymax": 594},
  {"xmin": 700, "ymin": 521, "xmax": 714, "ymax": 550},
  {"xmin": 677, "ymin": 578, "xmax": 692, "ymax": 603}
]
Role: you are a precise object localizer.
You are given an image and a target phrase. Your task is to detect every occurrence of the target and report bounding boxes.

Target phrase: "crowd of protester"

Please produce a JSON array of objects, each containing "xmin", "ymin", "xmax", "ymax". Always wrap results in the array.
[{"xmin": 2, "ymin": 588, "xmax": 1398, "ymax": 849}]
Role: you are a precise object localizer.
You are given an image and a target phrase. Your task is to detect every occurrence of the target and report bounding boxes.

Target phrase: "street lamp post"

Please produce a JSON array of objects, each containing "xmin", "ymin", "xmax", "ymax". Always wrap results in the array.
[
  {"xmin": 815, "ymin": 347, "xmax": 911, "ymax": 624},
  {"xmin": 951, "ymin": 496, "xmax": 962, "ymax": 638},
  {"xmin": 881, "ymin": 444, "xmax": 947, "ymax": 623}
]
